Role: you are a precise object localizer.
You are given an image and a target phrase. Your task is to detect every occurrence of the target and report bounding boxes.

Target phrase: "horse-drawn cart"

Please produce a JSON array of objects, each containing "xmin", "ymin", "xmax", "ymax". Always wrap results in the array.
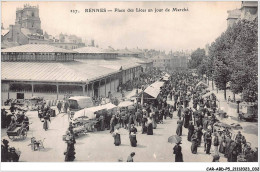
[{"xmin": 7, "ymin": 124, "xmax": 27, "ymax": 141}]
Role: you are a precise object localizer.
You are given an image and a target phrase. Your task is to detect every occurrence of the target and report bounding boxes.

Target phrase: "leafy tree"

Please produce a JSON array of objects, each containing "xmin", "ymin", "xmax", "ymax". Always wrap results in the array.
[
  {"xmin": 229, "ymin": 18, "xmax": 258, "ymax": 102},
  {"xmin": 209, "ymin": 17, "xmax": 258, "ymax": 102},
  {"xmin": 188, "ymin": 48, "xmax": 206, "ymax": 69},
  {"xmin": 209, "ymin": 32, "xmax": 232, "ymax": 100}
]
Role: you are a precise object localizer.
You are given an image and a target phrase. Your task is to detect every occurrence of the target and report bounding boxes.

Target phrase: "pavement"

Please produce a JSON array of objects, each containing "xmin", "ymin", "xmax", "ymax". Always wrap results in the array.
[
  {"xmin": 1, "ymin": 108, "xmax": 227, "ymax": 162},
  {"xmin": 204, "ymin": 81, "xmax": 258, "ymax": 148},
  {"xmin": 1, "ymin": 84, "xmax": 257, "ymax": 162}
]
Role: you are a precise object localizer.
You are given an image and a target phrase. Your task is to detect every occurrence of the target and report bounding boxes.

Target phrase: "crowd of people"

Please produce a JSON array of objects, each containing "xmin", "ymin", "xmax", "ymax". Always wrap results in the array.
[
  {"xmin": 1, "ymin": 103, "xmax": 29, "ymax": 132},
  {"xmin": 107, "ymin": 70, "xmax": 258, "ymax": 162},
  {"xmin": 164, "ymin": 71, "xmax": 258, "ymax": 162},
  {"xmin": 1, "ymin": 69, "xmax": 258, "ymax": 163}
]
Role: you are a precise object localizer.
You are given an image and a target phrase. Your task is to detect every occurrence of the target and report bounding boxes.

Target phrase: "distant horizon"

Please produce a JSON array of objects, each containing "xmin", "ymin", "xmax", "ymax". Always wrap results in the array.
[{"xmin": 2, "ymin": 1, "xmax": 241, "ymax": 53}]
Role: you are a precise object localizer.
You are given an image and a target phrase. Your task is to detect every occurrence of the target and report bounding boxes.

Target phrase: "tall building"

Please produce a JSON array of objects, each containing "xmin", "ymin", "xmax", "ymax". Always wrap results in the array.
[
  {"xmin": 2, "ymin": 4, "xmax": 85, "ymax": 49},
  {"xmin": 227, "ymin": 9, "xmax": 242, "ymax": 28},
  {"xmin": 227, "ymin": 1, "xmax": 258, "ymax": 28},
  {"xmin": 2, "ymin": 4, "xmax": 48, "ymax": 46},
  {"xmin": 240, "ymin": 1, "xmax": 258, "ymax": 20},
  {"xmin": 15, "ymin": 4, "xmax": 43, "ymax": 35}
]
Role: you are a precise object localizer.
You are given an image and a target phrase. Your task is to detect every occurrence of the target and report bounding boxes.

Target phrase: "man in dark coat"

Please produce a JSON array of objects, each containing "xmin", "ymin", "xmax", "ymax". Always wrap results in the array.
[
  {"xmin": 110, "ymin": 115, "xmax": 116, "ymax": 133},
  {"xmin": 57, "ymin": 101, "xmax": 62, "ymax": 114},
  {"xmin": 187, "ymin": 122, "xmax": 195, "ymax": 141},
  {"xmin": 141, "ymin": 115, "xmax": 148, "ymax": 134},
  {"xmin": 183, "ymin": 110, "xmax": 190, "ymax": 128},
  {"xmin": 177, "ymin": 105, "xmax": 183, "ymax": 118},
  {"xmin": 64, "ymin": 101, "xmax": 69, "ymax": 114},
  {"xmin": 1, "ymin": 108, "xmax": 7, "ymax": 128},
  {"xmin": 205, "ymin": 131, "xmax": 212, "ymax": 154},
  {"xmin": 228, "ymin": 141, "xmax": 238, "ymax": 162},
  {"xmin": 191, "ymin": 131, "xmax": 198, "ymax": 154},
  {"xmin": 1, "ymin": 139, "xmax": 9, "ymax": 162},
  {"xmin": 176, "ymin": 117, "xmax": 183, "ymax": 136},
  {"xmin": 197, "ymin": 126, "xmax": 203, "ymax": 146}
]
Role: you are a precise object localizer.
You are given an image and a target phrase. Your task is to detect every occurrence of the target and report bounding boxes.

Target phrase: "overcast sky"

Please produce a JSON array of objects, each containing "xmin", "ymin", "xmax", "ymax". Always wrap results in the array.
[{"xmin": 1, "ymin": 1, "xmax": 241, "ymax": 52}]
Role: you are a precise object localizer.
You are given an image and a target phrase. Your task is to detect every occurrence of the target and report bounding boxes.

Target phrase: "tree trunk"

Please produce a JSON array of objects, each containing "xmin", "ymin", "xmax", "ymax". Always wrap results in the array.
[
  {"xmin": 212, "ymin": 77, "xmax": 214, "ymax": 90},
  {"xmin": 207, "ymin": 77, "xmax": 209, "ymax": 85},
  {"xmin": 224, "ymin": 89, "xmax": 226, "ymax": 100},
  {"xmin": 233, "ymin": 93, "xmax": 236, "ymax": 102}
]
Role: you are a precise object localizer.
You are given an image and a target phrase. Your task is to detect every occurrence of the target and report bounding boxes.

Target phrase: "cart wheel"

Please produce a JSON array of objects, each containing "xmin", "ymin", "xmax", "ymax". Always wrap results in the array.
[
  {"xmin": 20, "ymin": 129, "xmax": 27, "ymax": 140},
  {"xmin": 8, "ymin": 135, "xmax": 15, "ymax": 141}
]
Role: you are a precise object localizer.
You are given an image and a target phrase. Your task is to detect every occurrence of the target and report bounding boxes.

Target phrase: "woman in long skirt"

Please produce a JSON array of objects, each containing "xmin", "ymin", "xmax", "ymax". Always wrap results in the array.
[
  {"xmin": 147, "ymin": 117, "xmax": 153, "ymax": 135},
  {"xmin": 129, "ymin": 124, "xmax": 137, "ymax": 147},
  {"xmin": 113, "ymin": 128, "xmax": 121, "ymax": 146},
  {"xmin": 43, "ymin": 113, "xmax": 50, "ymax": 131},
  {"xmin": 173, "ymin": 142, "xmax": 183, "ymax": 162},
  {"xmin": 176, "ymin": 117, "xmax": 183, "ymax": 136}
]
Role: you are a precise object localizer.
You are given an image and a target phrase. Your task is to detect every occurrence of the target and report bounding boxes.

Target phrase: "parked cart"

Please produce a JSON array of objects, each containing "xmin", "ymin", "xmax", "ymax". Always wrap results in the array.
[{"xmin": 7, "ymin": 124, "xmax": 27, "ymax": 141}]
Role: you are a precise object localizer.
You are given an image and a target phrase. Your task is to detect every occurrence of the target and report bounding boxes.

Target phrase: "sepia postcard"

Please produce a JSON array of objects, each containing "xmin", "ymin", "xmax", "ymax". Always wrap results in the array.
[{"xmin": 1, "ymin": 0, "xmax": 259, "ymax": 171}]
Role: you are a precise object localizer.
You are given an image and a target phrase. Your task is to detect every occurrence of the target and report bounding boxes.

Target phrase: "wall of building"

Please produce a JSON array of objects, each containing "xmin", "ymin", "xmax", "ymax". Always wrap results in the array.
[
  {"xmin": 227, "ymin": 18, "xmax": 239, "ymax": 28},
  {"xmin": 1, "ymin": 52, "xmax": 74, "ymax": 62},
  {"xmin": 3, "ymin": 25, "xmax": 29, "ymax": 45},
  {"xmin": 241, "ymin": 7, "xmax": 258, "ymax": 20},
  {"xmin": 75, "ymin": 53, "xmax": 117, "ymax": 59},
  {"xmin": 98, "ymin": 79, "xmax": 119, "ymax": 97}
]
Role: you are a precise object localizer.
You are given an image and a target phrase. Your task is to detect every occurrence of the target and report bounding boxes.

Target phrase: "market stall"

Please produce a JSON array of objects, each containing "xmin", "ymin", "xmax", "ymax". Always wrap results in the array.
[{"xmin": 72, "ymin": 103, "xmax": 118, "ymax": 136}]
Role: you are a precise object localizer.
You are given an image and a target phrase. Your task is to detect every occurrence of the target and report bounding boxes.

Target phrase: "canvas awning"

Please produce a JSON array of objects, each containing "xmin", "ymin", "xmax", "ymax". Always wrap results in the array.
[
  {"xmin": 73, "ymin": 104, "xmax": 108, "ymax": 119},
  {"xmin": 202, "ymin": 92, "xmax": 215, "ymax": 98},
  {"xmin": 118, "ymin": 101, "xmax": 134, "ymax": 107},
  {"xmin": 162, "ymin": 76, "xmax": 169, "ymax": 81},
  {"xmin": 73, "ymin": 108, "xmax": 93, "ymax": 119},
  {"xmin": 144, "ymin": 86, "xmax": 161, "ymax": 98},
  {"xmin": 195, "ymin": 81, "xmax": 208, "ymax": 88},
  {"xmin": 142, "ymin": 81, "xmax": 164, "ymax": 98},
  {"xmin": 101, "ymin": 103, "xmax": 117, "ymax": 110}
]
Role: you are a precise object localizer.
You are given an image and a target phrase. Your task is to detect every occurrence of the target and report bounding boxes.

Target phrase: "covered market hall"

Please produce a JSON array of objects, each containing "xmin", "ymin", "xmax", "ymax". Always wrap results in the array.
[{"xmin": 1, "ymin": 44, "xmax": 144, "ymax": 102}]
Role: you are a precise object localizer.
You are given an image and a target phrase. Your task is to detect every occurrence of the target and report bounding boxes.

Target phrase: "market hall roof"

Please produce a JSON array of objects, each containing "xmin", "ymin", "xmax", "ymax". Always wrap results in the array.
[
  {"xmin": 1, "ymin": 57, "xmax": 143, "ymax": 84},
  {"xmin": 74, "ymin": 46, "xmax": 117, "ymax": 54},
  {"xmin": 1, "ymin": 44, "xmax": 76, "ymax": 53}
]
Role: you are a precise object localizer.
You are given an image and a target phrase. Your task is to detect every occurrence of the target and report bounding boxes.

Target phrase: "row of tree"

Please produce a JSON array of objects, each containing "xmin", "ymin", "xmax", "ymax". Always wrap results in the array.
[{"xmin": 188, "ymin": 17, "xmax": 258, "ymax": 102}]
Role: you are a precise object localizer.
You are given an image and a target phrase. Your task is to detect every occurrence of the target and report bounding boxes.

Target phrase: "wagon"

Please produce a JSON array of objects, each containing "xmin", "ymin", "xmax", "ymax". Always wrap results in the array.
[
  {"xmin": 239, "ymin": 103, "xmax": 258, "ymax": 121},
  {"xmin": 7, "ymin": 124, "xmax": 27, "ymax": 141}
]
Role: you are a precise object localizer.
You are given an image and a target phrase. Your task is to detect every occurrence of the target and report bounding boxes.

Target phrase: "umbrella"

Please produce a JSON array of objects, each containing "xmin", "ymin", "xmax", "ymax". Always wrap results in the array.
[
  {"xmin": 168, "ymin": 135, "xmax": 182, "ymax": 144},
  {"xmin": 115, "ymin": 124, "xmax": 120, "ymax": 130}
]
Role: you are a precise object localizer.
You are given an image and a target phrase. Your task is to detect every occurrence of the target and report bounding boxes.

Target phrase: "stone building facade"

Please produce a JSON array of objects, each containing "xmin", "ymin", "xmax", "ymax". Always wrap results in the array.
[
  {"xmin": 227, "ymin": 1, "xmax": 258, "ymax": 28},
  {"xmin": 2, "ymin": 4, "xmax": 85, "ymax": 50}
]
